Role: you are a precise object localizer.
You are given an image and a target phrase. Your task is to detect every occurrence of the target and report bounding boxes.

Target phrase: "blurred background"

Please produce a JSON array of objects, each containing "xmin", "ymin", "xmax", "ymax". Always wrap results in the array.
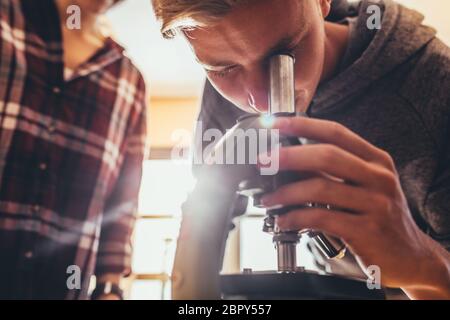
[{"xmin": 104, "ymin": 0, "xmax": 450, "ymax": 299}]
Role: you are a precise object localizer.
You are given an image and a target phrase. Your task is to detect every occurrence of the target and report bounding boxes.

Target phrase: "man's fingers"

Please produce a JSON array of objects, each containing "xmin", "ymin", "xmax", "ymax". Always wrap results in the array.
[
  {"xmin": 273, "ymin": 117, "xmax": 396, "ymax": 171},
  {"xmin": 261, "ymin": 177, "xmax": 376, "ymax": 214},
  {"xmin": 272, "ymin": 143, "xmax": 400, "ymax": 195},
  {"xmin": 276, "ymin": 208, "xmax": 362, "ymax": 244},
  {"xmin": 275, "ymin": 144, "xmax": 390, "ymax": 192}
]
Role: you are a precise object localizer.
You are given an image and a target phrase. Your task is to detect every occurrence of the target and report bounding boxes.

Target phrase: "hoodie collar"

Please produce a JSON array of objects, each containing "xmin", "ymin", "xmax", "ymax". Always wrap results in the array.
[{"xmin": 310, "ymin": 0, "xmax": 436, "ymax": 115}]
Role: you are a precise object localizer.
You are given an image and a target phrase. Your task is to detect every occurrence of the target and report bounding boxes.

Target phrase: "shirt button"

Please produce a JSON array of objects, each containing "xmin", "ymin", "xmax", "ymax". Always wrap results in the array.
[
  {"xmin": 39, "ymin": 162, "xmax": 47, "ymax": 171},
  {"xmin": 24, "ymin": 251, "xmax": 33, "ymax": 259},
  {"xmin": 52, "ymin": 86, "xmax": 61, "ymax": 94}
]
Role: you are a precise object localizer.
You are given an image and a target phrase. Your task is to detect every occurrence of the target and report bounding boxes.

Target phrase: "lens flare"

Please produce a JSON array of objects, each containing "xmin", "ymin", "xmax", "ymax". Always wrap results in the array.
[{"xmin": 259, "ymin": 114, "xmax": 275, "ymax": 128}]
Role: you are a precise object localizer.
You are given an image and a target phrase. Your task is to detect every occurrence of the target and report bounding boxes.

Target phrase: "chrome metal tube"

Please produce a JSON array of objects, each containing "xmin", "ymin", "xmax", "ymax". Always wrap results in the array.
[
  {"xmin": 276, "ymin": 241, "xmax": 297, "ymax": 272},
  {"xmin": 268, "ymin": 54, "xmax": 346, "ymax": 263},
  {"xmin": 269, "ymin": 54, "xmax": 295, "ymax": 114},
  {"xmin": 310, "ymin": 232, "xmax": 347, "ymax": 259}
]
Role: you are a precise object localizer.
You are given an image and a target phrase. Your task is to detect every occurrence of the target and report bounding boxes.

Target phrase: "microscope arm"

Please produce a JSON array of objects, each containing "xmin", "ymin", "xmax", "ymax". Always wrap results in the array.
[{"xmin": 171, "ymin": 174, "xmax": 240, "ymax": 299}]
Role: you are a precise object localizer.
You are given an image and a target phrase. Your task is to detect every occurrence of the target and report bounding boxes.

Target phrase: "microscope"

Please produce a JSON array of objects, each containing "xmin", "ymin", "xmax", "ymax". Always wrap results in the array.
[{"xmin": 172, "ymin": 54, "xmax": 385, "ymax": 300}]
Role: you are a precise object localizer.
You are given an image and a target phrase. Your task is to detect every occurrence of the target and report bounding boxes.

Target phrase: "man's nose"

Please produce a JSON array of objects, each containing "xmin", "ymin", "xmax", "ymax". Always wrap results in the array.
[{"xmin": 244, "ymin": 68, "xmax": 269, "ymax": 113}]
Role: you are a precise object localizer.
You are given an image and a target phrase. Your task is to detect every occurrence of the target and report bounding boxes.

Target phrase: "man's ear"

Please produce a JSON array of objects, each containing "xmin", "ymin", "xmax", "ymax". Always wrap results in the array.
[{"xmin": 318, "ymin": 0, "xmax": 332, "ymax": 19}]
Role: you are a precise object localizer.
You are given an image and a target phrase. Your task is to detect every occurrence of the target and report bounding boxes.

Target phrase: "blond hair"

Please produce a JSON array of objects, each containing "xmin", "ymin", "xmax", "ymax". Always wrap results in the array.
[{"xmin": 151, "ymin": 0, "xmax": 250, "ymax": 38}]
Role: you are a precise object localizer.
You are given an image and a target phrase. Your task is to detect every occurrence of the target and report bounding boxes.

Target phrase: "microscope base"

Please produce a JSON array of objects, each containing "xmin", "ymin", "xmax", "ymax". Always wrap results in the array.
[{"xmin": 220, "ymin": 271, "xmax": 385, "ymax": 300}]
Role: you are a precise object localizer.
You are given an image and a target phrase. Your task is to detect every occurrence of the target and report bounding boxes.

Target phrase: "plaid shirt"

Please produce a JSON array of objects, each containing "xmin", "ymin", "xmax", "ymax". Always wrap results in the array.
[{"xmin": 0, "ymin": 0, "xmax": 147, "ymax": 299}]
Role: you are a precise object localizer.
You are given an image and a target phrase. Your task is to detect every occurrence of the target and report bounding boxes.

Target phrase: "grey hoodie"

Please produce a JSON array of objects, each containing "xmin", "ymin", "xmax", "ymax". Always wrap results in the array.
[{"xmin": 193, "ymin": 0, "xmax": 450, "ymax": 283}]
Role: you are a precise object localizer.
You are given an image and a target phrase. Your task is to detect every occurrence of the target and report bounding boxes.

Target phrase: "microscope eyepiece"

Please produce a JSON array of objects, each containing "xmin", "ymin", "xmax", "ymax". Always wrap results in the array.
[{"xmin": 269, "ymin": 54, "xmax": 296, "ymax": 115}]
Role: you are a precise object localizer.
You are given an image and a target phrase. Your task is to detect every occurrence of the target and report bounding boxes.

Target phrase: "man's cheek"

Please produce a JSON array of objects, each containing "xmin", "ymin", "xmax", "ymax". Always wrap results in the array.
[
  {"xmin": 292, "ymin": 54, "xmax": 325, "ymax": 110},
  {"xmin": 209, "ymin": 80, "xmax": 251, "ymax": 112}
]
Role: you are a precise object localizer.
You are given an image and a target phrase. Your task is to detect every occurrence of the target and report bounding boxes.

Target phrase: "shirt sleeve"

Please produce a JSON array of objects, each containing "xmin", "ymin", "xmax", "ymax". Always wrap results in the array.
[
  {"xmin": 418, "ymin": 41, "xmax": 450, "ymax": 251},
  {"xmin": 399, "ymin": 38, "xmax": 450, "ymax": 251},
  {"xmin": 95, "ymin": 78, "xmax": 148, "ymax": 277},
  {"xmin": 425, "ymin": 112, "xmax": 450, "ymax": 251}
]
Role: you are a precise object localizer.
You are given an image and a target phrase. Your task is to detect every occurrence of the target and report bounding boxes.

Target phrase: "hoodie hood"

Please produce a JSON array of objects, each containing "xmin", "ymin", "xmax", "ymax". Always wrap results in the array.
[{"xmin": 311, "ymin": 0, "xmax": 437, "ymax": 115}]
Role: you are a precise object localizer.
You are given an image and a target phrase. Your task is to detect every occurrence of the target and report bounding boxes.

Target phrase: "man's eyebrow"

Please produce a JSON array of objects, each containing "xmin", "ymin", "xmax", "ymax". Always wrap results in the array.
[
  {"xmin": 196, "ymin": 57, "xmax": 236, "ymax": 70},
  {"xmin": 266, "ymin": 26, "xmax": 307, "ymax": 57},
  {"xmin": 197, "ymin": 25, "xmax": 307, "ymax": 69}
]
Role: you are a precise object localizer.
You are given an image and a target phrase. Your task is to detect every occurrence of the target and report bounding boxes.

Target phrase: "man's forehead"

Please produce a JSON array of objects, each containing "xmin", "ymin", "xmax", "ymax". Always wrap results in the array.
[
  {"xmin": 187, "ymin": 26, "xmax": 270, "ymax": 65},
  {"xmin": 186, "ymin": 0, "xmax": 305, "ymax": 67}
]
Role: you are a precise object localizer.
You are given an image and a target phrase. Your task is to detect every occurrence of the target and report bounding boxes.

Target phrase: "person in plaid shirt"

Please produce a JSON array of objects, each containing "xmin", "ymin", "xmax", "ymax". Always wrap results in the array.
[{"xmin": 0, "ymin": 0, "xmax": 147, "ymax": 299}]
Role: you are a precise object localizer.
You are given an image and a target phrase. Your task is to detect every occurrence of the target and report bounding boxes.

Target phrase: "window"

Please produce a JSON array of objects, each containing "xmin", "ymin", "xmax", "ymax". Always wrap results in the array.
[
  {"xmin": 128, "ymin": 159, "xmax": 193, "ymax": 300},
  {"xmin": 129, "ymin": 160, "xmax": 315, "ymax": 299}
]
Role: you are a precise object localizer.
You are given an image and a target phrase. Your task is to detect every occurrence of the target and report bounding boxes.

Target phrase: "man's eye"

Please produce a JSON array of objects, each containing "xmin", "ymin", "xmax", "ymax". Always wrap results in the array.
[
  {"xmin": 285, "ymin": 44, "xmax": 301, "ymax": 58},
  {"xmin": 206, "ymin": 66, "xmax": 237, "ymax": 78}
]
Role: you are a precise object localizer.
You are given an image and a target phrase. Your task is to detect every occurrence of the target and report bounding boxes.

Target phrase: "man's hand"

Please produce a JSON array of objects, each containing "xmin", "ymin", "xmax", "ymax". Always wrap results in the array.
[
  {"xmin": 259, "ymin": 117, "xmax": 450, "ymax": 299},
  {"xmin": 95, "ymin": 293, "xmax": 121, "ymax": 300},
  {"xmin": 92, "ymin": 274, "xmax": 123, "ymax": 300}
]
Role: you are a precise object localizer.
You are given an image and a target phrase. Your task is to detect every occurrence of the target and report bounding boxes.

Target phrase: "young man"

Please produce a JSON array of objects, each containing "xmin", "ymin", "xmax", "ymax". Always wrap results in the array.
[
  {"xmin": 152, "ymin": 0, "xmax": 450, "ymax": 299},
  {"xmin": 0, "ymin": 0, "xmax": 147, "ymax": 299}
]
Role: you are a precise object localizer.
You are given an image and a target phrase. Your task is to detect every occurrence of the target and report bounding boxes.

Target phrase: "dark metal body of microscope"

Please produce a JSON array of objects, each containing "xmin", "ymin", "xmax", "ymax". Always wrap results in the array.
[
  {"xmin": 171, "ymin": 54, "xmax": 385, "ymax": 300},
  {"xmin": 237, "ymin": 54, "xmax": 346, "ymax": 273}
]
